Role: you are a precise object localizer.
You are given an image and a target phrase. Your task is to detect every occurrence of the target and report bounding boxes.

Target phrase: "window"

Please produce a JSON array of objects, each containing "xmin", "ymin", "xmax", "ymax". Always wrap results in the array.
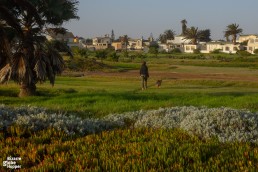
[
  {"xmin": 255, "ymin": 39, "xmax": 258, "ymax": 43},
  {"xmin": 191, "ymin": 46, "xmax": 195, "ymax": 50},
  {"xmin": 225, "ymin": 47, "xmax": 230, "ymax": 51},
  {"xmin": 249, "ymin": 47, "xmax": 253, "ymax": 51},
  {"xmin": 186, "ymin": 46, "xmax": 190, "ymax": 50},
  {"xmin": 233, "ymin": 47, "xmax": 238, "ymax": 51}
]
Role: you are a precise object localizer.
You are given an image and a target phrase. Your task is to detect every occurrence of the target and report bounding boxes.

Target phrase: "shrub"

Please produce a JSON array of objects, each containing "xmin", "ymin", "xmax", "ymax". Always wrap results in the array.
[
  {"xmin": 237, "ymin": 50, "xmax": 252, "ymax": 57},
  {"xmin": 253, "ymin": 49, "xmax": 258, "ymax": 54},
  {"xmin": 193, "ymin": 48, "xmax": 201, "ymax": 54},
  {"xmin": 170, "ymin": 48, "xmax": 181, "ymax": 54},
  {"xmin": 2, "ymin": 105, "xmax": 258, "ymax": 143},
  {"xmin": 210, "ymin": 49, "xmax": 222, "ymax": 54}
]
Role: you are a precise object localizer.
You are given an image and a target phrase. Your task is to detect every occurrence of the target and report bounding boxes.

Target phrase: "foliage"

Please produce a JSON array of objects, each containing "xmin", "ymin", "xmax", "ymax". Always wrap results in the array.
[
  {"xmin": 237, "ymin": 50, "xmax": 252, "ymax": 57},
  {"xmin": 210, "ymin": 49, "xmax": 222, "ymax": 54},
  {"xmin": 2, "ymin": 105, "xmax": 258, "ymax": 170},
  {"xmin": 254, "ymin": 49, "xmax": 258, "ymax": 55},
  {"xmin": 1, "ymin": 127, "xmax": 258, "ymax": 171},
  {"xmin": 78, "ymin": 49, "xmax": 88, "ymax": 58},
  {"xmin": 159, "ymin": 29, "xmax": 175, "ymax": 43},
  {"xmin": 95, "ymin": 50, "xmax": 108, "ymax": 61},
  {"xmin": 193, "ymin": 48, "xmax": 201, "ymax": 54},
  {"xmin": 184, "ymin": 26, "xmax": 202, "ymax": 45},
  {"xmin": 199, "ymin": 29, "xmax": 211, "ymax": 42},
  {"xmin": 108, "ymin": 52, "xmax": 120, "ymax": 62},
  {"xmin": 148, "ymin": 43, "xmax": 159, "ymax": 56},
  {"xmin": 169, "ymin": 48, "xmax": 182, "ymax": 54},
  {"xmin": 181, "ymin": 19, "xmax": 187, "ymax": 35},
  {"xmin": 2, "ymin": 105, "xmax": 258, "ymax": 143},
  {"xmin": 224, "ymin": 23, "xmax": 243, "ymax": 44},
  {"xmin": 0, "ymin": 0, "xmax": 79, "ymax": 97}
]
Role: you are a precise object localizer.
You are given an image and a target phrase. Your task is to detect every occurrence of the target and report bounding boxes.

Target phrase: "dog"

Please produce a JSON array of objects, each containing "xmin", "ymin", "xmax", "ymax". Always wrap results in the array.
[{"xmin": 156, "ymin": 80, "xmax": 162, "ymax": 88}]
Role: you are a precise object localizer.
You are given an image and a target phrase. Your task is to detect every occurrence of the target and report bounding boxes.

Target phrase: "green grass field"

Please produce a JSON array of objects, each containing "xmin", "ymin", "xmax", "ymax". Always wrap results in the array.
[{"xmin": 2, "ymin": 56, "xmax": 258, "ymax": 171}]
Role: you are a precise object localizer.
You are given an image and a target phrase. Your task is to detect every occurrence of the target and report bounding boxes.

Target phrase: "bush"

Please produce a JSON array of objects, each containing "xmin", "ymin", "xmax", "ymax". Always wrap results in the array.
[
  {"xmin": 193, "ymin": 48, "xmax": 201, "ymax": 54},
  {"xmin": 210, "ymin": 49, "xmax": 222, "ymax": 54},
  {"xmin": 108, "ymin": 52, "xmax": 119, "ymax": 62},
  {"xmin": 237, "ymin": 50, "xmax": 252, "ymax": 57},
  {"xmin": 254, "ymin": 49, "xmax": 258, "ymax": 54},
  {"xmin": 169, "ymin": 48, "xmax": 181, "ymax": 54}
]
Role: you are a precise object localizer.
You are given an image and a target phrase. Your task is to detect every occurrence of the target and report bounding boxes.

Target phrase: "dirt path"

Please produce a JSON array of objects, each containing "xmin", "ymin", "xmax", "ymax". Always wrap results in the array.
[{"xmin": 82, "ymin": 70, "xmax": 258, "ymax": 82}]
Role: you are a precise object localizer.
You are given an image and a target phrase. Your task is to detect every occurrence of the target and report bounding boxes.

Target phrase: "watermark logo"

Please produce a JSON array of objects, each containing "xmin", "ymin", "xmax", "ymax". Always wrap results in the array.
[{"xmin": 2, "ymin": 156, "xmax": 21, "ymax": 170}]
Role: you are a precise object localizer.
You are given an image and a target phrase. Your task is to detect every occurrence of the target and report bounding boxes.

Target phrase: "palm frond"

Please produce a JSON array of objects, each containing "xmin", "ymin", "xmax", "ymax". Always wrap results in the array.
[
  {"xmin": 12, "ymin": 0, "xmax": 43, "ymax": 27},
  {"xmin": 12, "ymin": 53, "xmax": 27, "ymax": 81},
  {"xmin": 0, "ymin": 5, "xmax": 23, "ymax": 35},
  {"xmin": 34, "ymin": 59, "xmax": 47, "ymax": 82},
  {"xmin": 0, "ymin": 64, "xmax": 12, "ymax": 84}
]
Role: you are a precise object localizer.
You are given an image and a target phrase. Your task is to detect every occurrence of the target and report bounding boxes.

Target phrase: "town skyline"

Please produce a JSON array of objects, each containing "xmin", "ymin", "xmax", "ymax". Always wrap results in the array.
[{"xmin": 64, "ymin": 0, "xmax": 258, "ymax": 40}]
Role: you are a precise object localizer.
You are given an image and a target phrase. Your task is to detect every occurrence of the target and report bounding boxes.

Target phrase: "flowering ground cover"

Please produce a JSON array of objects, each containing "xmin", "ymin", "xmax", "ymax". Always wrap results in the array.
[{"xmin": 1, "ymin": 105, "xmax": 258, "ymax": 170}]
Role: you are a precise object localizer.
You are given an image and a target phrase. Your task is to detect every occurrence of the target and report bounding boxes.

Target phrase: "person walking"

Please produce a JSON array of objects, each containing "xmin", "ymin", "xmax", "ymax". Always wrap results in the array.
[{"xmin": 140, "ymin": 61, "xmax": 149, "ymax": 90}]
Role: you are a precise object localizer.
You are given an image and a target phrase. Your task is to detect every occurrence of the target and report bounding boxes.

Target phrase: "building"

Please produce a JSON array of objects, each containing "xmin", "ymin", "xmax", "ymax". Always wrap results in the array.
[
  {"xmin": 127, "ymin": 38, "xmax": 144, "ymax": 50},
  {"xmin": 92, "ymin": 36, "xmax": 112, "ymax": 50},
  {"xmin": 247, "ymin": 36, "xmax": 258, "ymax": 54},
  {"xmin": 111, "ymin": 42, "xmax": 126, "ymax": 51},
  {"xmin": 238, "ymin": 34, "xmax": 258, "ymax": 43}
]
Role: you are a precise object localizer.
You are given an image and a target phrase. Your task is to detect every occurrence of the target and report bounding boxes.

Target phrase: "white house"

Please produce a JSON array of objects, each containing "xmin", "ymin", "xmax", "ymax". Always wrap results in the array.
[
  {"xmin": 199, "ymin": 42, "xmax": 241, "ymax": 54},
  {"xmin": 247, "ymin": 36, "xmax": 258, "ymax": 54},
  {"xmin": 127, "ymin": 38, "xmax": 144, "ymax": 50},
  {"xmin": 167, "ymin": 35, "xmax": 192, "ymax": 48},
  {"xmin": 238, "ymin": 34, "xmax": 258, "ymax": 43},
  {"xmin": 92, "ymin": 36, "xmax": 112, "ymax": 50}
]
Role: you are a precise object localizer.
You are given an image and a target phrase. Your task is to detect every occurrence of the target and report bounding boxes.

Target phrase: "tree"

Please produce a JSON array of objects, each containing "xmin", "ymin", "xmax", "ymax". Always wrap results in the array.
[
  {"xmin": 159, "ymin": 29, "xmax": 175, "ymax": 44},
  {"xmin": 181, "ymin": 19, "xmax": 187, "ymax": 35},
  {"xmin": 184, "ymin": 26, "xmax": 202, "ymax": 45},
  {"xmin": 224, "ymin": 23, "xmax": 243, "ymax": 44},
  {"xmin": 149, "ymin": 43, "xmax": 159, "ymax": 57},
  {"xmin": 95, "ymin": 50, "xmax": 108, "ymax": 62},
  {"xmin": 199, "ymin": 29, "xmax": 211, "ymax": 42},
  {"xmin": 119, "ymin": 35, "xmax": 128, "ymax": 52},
  {"xmin": 0, "ymin": 0, "xmax": 79, "ymax": 97}
]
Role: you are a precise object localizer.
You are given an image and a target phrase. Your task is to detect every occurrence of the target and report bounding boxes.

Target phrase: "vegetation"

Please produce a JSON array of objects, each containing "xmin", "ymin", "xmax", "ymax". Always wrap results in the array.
[
  {"xmin": 2, "ymin": 56, "xmax": 258, "ymax": 170},
  {"xmin": 183, "ymin": 26, "xmax": 202, "ymax": 45},
  {"xmin": 0, "ymin": 0, "xmax": 79, "ymax": 97},
  {"xmin": 181, "ymin": 19, "xmax": 187, "ymax": 35},
  {"xmin": 159, "ymin": 29, "xmax": 175, "ymax": 43},
  {"xmin": 224, "ymin": 23, "xmax": 243, "ymax": 44},
  {"xmin": 1, "ymin": 127, "xmax": 258, "ymax": 171}
]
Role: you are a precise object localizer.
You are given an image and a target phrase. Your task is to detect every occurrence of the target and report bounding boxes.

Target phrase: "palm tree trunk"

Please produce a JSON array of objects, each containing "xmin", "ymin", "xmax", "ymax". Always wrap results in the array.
[{"xmin": 19, "ymin": 82, "xmax": 36, "ymax": 97}]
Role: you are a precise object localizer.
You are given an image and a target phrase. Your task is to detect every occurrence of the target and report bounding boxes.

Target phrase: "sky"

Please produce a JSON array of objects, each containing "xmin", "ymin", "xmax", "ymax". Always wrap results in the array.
[{"xmin": 64, "ymin": 0, "xmax": 258, "ymax": 40}]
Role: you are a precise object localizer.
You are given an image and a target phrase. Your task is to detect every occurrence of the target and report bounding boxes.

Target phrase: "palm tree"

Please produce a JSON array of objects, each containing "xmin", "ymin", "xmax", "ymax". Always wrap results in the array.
[
  {"xmin": 184, "ymin": 26, "xmax": 202, "ymax": 45},
  {"xmin": 159, "ymin": 29, "xmax": 175, "ymax": 44},
  {"xmin": 224, "ymin": 23, "xmax": 243, "ymax": 44},
  {"xmin": 181, "ymin": 19, "xmax": 187, "ymax": 35},
  {"xmin": 0, "ymin": 0, "xmax": 79, "ymax": 97}
]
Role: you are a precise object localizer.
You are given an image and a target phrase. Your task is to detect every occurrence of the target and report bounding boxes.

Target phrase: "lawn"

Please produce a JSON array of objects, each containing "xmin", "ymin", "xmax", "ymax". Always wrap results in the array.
[{"xmin": 1, "ymin": 56, "xmax": 258, "ymax": 171}]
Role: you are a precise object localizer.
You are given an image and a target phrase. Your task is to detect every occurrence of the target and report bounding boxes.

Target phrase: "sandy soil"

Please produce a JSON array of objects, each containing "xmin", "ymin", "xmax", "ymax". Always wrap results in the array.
[{"xmin": 81, "ymin": 70, "xmax": 258, "ymax": 82}]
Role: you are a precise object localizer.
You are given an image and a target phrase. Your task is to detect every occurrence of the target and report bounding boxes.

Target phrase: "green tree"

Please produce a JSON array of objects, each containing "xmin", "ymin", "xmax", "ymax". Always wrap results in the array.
[
  {"xmin": 199, "ymin": 29, "xmax": 211, "ymax": 42},
  {"xmin": 109, "ymin": 52, "xmax": 119, "ymax": 62},
  {"xmin": 159, "ymin": 29, "xmax": 175, "ymax": 44},
  {"xmin": 184, "ymin": 26, "xmax": 202, "ymax": 45},
  {"xmin": 149, "ymin": 43, "xmax": 159, "ymax": 57},
  {"xmin": 224, "ymin": 23, "xmax": 243, "ymax": 44},
  {"xmin": 181, "ymin": 19, "xmax": 187, "ymax": 35},
  {"xmin": 95, "ymin": 50, "xmax": 108, "ymax": 62},
  {"xmin": 0, "ymin": 0, "xmax": 79, "ymax": 97}
]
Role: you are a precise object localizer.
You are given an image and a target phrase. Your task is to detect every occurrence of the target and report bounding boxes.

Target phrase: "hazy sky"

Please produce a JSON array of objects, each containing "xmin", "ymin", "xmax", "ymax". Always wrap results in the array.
[{"xmin": 64, "ymin": 0, "xmax": 258, "ymax": 40}]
